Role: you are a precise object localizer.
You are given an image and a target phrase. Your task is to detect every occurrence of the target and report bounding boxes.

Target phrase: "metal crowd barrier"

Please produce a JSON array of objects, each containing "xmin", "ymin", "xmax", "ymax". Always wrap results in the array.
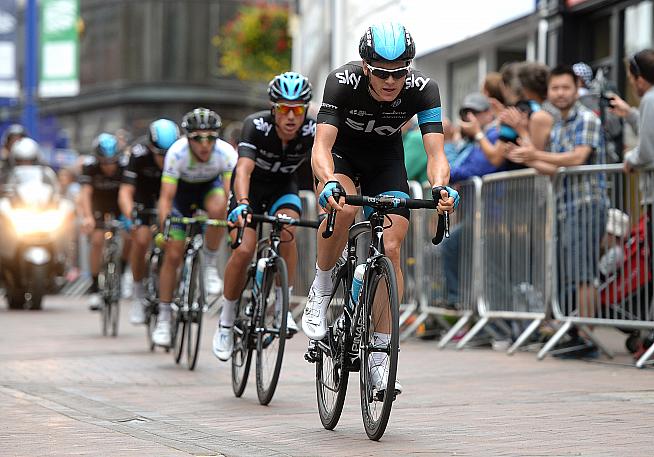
[
  {"xmin": 399, "ymin": 178, "xmax": 482, "ymax": 345},
  {"xmin": 538, "ymin": 164, "xmax": 654, "ymax": 368},
  {"xmin": 456, "ymin": 169, "xmax": 551, "ymax": 353}
]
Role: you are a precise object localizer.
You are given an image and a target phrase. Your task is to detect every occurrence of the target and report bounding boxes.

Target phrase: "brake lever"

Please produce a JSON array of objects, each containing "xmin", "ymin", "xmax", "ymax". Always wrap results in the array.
[
  {"xmin": 432, "ymin": 211, "xmax": 450, "ymax": 245},
  {"xmin": 321, "ymin": 187, "xmax": 343, "ymax": 239},
  {"xmin": 230, "ymin": 208, "xmax": 250, "ymax": 249}
]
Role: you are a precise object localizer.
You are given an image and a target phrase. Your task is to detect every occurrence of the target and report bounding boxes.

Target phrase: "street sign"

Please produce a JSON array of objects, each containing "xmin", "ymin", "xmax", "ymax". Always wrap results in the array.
[{"xmin": 39, "ymin": 0, "xmax": 79, "ymax": 97}]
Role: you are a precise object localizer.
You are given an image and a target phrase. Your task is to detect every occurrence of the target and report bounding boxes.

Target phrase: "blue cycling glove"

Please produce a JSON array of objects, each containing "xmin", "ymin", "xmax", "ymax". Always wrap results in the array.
[
  {"xmin": 228, "ymin": 204, "xmax": 250, "ymax": 224},
  {"xmin": 118, "ymin": 214, "xmax": 133, "ymax": 231},
  {"xmin": 432, "ymin": 185, "xmax": 460, "ymax": 209},
  {"xmin": 319, "ymin": 181, "xmax": 345, "ymax": 209}
]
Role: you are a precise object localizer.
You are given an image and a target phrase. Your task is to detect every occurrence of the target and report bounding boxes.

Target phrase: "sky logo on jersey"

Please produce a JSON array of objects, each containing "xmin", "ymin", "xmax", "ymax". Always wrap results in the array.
[
  {"xmin": 253, "ymin": 117, "xmax": 273, "ymax": 136},
  {"xmin": 405, "ymin": 74, "xmax": 430, "ymax": 91},
  {"xmin": 301, "ymin": 120, "xmax": 316, "ymax": 137},
  {"xmin": 345, "ymin": 118, "xmax": 401, "ymax": 136},
  {"xmin": 336, "ymin": 70, "xmax": 362, "ymax": 90}
]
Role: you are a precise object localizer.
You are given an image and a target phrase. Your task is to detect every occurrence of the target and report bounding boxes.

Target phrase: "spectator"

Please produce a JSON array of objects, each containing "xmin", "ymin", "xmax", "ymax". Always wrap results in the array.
[
  {"xmin": 482, "ymin": 72, "xmax": 507, "ymax": 117},
  {"xmin": 574, "ymin": 62, "xmax": 623, "ymax": 163},
  {"xmin": 609, "ymin": 49, "xmax": 654, "ymax": 239},
  {"xmin": 450, "ymin": 93, "xmax": 502, "ymax": 182},
  {"xmin": 509, "ymin": 64, "xmax": 606, "ymax": 356}
]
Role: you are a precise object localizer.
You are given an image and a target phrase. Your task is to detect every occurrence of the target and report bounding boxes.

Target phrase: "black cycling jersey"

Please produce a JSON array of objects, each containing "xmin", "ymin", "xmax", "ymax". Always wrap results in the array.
[
  {"xmin": 122, "ymin": 140, "xmax": 162, "ymax": 208},
  {"xmin": 317, "ymin": 61, "xmax": 443, "ymax": 158},
  {"xmin": 237, "ymin": 110, "xmax": 315, "ymax": 183},
  {"xmin": 79, "ymin": 157, "xmax": 126, "ymax": 216}
]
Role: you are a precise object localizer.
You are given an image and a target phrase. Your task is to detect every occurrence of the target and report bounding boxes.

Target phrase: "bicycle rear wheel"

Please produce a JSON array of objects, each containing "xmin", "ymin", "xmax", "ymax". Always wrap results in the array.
[
  {"xmin": 255, "ymin": 257, "xmax": 288, "ymax": 405},
  {"xmin": 316, "ymin": 264, "xmax": 350, "ymax": 430},
  {"xmin": 232, "ymin": 269, "xmax": 255, "ymax": 397},
  {"xmin": 108, "ymin": 260, "xmax": 121, "ymax": 337},
  {"xmin": 186, "ymin": 255, "xmax": 204, "ymax": 371},
  {"xmin": 359, "ymin": 256, "xmax": 399, "ymax": 441}
]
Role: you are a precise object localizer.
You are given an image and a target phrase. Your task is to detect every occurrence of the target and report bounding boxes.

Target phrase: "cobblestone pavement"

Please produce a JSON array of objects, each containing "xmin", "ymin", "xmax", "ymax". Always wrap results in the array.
[{"xmin": 1, "ymin": 296, "xmax": 653, "ymax": 457}]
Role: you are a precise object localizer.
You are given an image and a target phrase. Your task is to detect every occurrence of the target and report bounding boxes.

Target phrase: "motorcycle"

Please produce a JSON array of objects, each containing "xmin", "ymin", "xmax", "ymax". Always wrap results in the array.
[{"xmin": 0, "ymin": 165, "xmax": 74, "ymax": 309}]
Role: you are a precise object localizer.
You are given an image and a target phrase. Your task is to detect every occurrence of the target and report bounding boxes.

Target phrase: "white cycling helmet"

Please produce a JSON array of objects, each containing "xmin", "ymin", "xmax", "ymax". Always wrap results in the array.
[{"xmin": 11, "ymin": 137, "xmax": 40, "ymax": 163}]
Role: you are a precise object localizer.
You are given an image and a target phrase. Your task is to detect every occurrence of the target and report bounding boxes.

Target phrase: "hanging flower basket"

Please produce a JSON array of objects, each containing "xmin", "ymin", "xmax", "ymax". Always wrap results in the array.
[{"xmin": 214, "ymin": 4, "xmax": 291, "ymax": 81}]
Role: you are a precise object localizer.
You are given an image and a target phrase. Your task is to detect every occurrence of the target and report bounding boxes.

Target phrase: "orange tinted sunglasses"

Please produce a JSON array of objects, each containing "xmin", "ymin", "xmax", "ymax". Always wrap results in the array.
[{"xmin": 274, "ymin": 103, "xmax": 308, "ymax": 116}]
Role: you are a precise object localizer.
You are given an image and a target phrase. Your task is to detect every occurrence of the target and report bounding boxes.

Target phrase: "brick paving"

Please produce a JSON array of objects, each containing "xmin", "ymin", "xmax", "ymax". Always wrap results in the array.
[{"xmin": 1, "ymin": 296, "xmax": 653, "ymax": 456}]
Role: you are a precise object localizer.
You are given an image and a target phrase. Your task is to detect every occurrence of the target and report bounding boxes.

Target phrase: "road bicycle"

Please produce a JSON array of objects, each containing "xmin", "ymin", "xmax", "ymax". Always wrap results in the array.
[
  {"xmin": 305, "ymin": 192, "xmax": 446, "ymax": 440},
  {"xmin": 231, "ymin": 212, "xmax": 319, "ymax": 405},
  {"xmin": 163, "ymin": 214, "xmax": 228, "ymax": 370},
  {"xmin": 98, "ymin": 219, "xmax": 126, "ymax": 337}
]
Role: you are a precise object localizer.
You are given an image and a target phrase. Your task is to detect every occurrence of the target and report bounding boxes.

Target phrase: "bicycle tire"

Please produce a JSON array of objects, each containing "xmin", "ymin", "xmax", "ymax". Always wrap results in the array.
[
  {"xmin": 107, "ymin": 259, "xmax": 121, "ymax": 337},
  {"xmin": 359, "ymin": 256, "xmax": 399, "ymax": 441},
  {"xmin": 232, "ymin": 269, "xmax": 255, "ymax": 397},
  {"xmin": 173, "ymin": 310, "xmax": 186, "ymax": 364},
  {"xmin": 316, "ymin": 264, "xmax": 350, "ymax": 430},
  {"xmin": 186, "ymin": 255, "xmax": 204, "ymax": 371},
  {"xmin": 146, "ymin": 305, "xmax": 157, "ymax": 352},
  {"xmin": 255, "ymin": 257, "xmax": 288, "ymax": 405}
]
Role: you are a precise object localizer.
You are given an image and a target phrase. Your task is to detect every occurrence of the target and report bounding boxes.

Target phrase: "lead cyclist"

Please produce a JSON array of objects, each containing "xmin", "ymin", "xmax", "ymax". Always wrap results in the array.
[{"xmin": 302, "ymin": 22, "xmax": 459, "ymax": 394}]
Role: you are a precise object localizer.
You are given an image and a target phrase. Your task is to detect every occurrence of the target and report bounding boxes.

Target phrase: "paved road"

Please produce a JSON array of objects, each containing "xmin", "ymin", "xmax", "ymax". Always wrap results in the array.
[{"xmin": 1, "ymin": 296, "xmax": 653, "ymax": 457}]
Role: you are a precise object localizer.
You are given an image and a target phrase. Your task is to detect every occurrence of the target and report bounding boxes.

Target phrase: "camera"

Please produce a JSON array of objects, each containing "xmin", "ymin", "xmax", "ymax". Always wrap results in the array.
[{"xmin": 459, "ymin": 107, "xmax": 476, "ymax": 121}]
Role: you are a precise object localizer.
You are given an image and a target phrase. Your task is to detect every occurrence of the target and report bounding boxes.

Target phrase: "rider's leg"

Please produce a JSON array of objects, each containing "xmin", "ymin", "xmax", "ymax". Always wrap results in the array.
[
  {"xmin": 130, "ymin": 226, "xmax": 150, "ymax": 288},
  {"xmin": 203, "ymin": 190, "xmax": 228, "ymax": 252},
  {"xmin": 220, "ymin": 227, "xmax": 256, "ymax": 325},
  {"xmin": 303, "ymin": 175, "xmax": 357, "ymax": 340},
  {"xmin": 372, "ymin": 214, "xmax": 408, "ymax": 333},
  {"xmin": 276, "ymin": 207, "xmax": 300, "ymax": 288},
  {"xmin": 158, "ymin": 239, "xmax": 185, "ymax": 310},
  {"xmin": 315, "ymin": 174, "xmax": 358, "ymax": 282},
  {"xmin": 90, "ymin": 229, "xmax": 104, "ymax": 286}
]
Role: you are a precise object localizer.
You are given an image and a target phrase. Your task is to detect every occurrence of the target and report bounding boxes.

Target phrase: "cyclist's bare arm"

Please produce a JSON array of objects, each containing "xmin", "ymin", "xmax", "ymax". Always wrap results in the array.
[
  {"xmin": 311, "ymin": 123, "xmax": 342, "ymax": 210},
  {"xmin": 158, "ymin": 181, "xmax": 176, "ymax": 229},
  {"xmin": 232, "ymin": 157, "xmax": 255, "ymax": 202},
  {"xmin": 423, "ymin": 132, "xmax": 449, "ymax": 188},
  {"xmin": 80, "ymin": 184, "xmax": 94, "ymax": 220},
  {"xmin": 118, "ymin": 183, "xmax": 135, "ymax": 220}
]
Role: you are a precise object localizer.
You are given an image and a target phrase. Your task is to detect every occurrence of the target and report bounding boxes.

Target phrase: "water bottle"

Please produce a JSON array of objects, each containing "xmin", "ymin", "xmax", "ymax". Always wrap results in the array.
[
  {"xmin": 254, "ymin": 258, "xmax": 267, "ymax": 292},
  {"xmin": 351, "ymin": 264, "xmax": 366, "ymax": 305}
]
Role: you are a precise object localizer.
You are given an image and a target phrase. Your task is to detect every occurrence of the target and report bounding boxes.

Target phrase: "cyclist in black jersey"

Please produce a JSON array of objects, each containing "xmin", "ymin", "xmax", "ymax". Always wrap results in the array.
[
  {"xmin": 80, "ymin": 133, "xmax": 127, "ymax": 311},
  {"xmin": 303, "ymin": 22, "xmax": 459, "ymax": 395},
  {"xmin": 212, "ymin": 71, "xmax": 315, "ymax": 361},
  {"xmin": 119, "ymin": 119, "xmax": 180, "ymax": 325}
]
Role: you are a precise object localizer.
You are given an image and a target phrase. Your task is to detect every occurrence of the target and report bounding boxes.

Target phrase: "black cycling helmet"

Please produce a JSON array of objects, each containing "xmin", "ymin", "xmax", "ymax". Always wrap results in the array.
[
  {"xmin": 148, "ymin": 119, "xmax": 180, "ymax": 154},
  {"xmin": 359, "ymin": 22, "xmax": 415, "ymax": 64},
  {"xmin": 181, "ymin": 108, "xmax": 222, "ymax": 134},
  {"xmin": 268, "ymin": 72, "xmax": 312, "ymax": 103}
]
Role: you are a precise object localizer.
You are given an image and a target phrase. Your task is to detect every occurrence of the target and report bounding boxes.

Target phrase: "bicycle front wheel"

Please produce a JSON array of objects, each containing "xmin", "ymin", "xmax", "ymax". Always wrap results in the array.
[
  {"xmin": 172, "ymin": 308, "xmax": 186, "ymax": 364},
  {"xmin": 316, "ymin": 264, "xmax": 350, "ymax": 430},
  {"xmin": 255, "ymin": 257, "xmax": 288, "ymax": 405},
  {"xmin": 232, "ymin": 269, "xmax": 255, "ymax": 397},
  {"xmin": 359, "ymin": 256, "xmax": 399, "ymax": 441},
  {"xmin": 186, "ymin": 255, "xmax": 204, "ymax": 371}
]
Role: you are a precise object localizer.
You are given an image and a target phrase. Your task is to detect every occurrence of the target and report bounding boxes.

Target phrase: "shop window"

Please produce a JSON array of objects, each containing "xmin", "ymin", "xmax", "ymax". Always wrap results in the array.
[
  {"xmin": 448, "ymin": 57, "xmax": 479, "ymax": 122},
  {"xmin": 624, "ymin": 1, "xmax": 653, "ymax": 107}
]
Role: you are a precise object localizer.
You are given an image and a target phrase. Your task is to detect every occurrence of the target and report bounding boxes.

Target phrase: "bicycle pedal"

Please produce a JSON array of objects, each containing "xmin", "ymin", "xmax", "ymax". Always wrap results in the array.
[{"xmin": 304, "ymin": 342, "xmax": 318, "ymax": 363}]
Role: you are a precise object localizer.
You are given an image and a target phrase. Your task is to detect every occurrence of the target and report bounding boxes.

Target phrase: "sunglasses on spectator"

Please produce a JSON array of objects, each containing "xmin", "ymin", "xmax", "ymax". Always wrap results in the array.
[
  {"xmin": 365, "ymin": 63, "xmax": 410, "ymax": 80},
  {"xmin": 273, "ymin": 103, "xmax": 308, "ymax": 116},
  {"xmin": 188, "ymin": 132, "xmax": 218, "ymax": 143},
  {"xmin": 629, "ymin": 54, "xmax": 641, "ymax": 77}
]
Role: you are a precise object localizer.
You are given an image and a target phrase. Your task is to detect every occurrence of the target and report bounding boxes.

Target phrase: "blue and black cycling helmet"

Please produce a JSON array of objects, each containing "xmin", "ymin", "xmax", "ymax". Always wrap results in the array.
[
  {"xmin": 359, "ymin": 22, "xmax": 415, "ymax": 64},
  {"xmin": 181, "ymin": 107, "xmax": 222, "ymax": 134},
  {"xmin": 148, "ymin": 119, "xmax": 180, "ymax": 154},
  {"xmin": 93, "ymin": 132, "xmax": 119, "ymax": 161},
  {"xmin": 268, "ymin": 72, "xmax": 312, "ymax": 103}
]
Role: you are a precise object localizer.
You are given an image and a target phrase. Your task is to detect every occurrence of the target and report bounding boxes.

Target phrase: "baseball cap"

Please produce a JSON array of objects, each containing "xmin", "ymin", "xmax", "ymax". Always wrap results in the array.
[{"xmin": 461, "ymin": 93, "xmax": 490, "ymax": 112}]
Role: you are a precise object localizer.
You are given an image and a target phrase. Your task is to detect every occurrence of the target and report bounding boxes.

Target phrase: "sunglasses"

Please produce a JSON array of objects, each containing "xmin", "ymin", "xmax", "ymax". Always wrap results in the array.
[
  {"xmin": 366, "ymin": 63, "xmax": 410, "ymax": 80},
  {"xmin": 629, "ymin": 54, "xmax": 641, "ymax": 77},
  {"xmin": 273, "ymin": 103, "xmax": 308, "ymax": 116},
  {"xmin": 188, "ymin": 132, "xmax": 218, "ymax": 143}
]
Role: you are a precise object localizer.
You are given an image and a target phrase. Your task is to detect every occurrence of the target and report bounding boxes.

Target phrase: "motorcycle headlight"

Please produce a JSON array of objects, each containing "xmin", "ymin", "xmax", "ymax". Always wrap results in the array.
[{"xmin": 10, "ymin": 208, "xmax": 67, "ymax": 235}]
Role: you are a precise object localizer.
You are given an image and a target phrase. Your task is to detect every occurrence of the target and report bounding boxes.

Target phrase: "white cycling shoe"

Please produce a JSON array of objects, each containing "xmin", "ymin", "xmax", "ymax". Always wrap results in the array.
[
  {"xmin": 275, "ymin": 310, "xmax": 298, "ymax": 336},
  {"xmin": 205, "ymin": 265, "xmax": 223, "ymax": 296},
  {"xmin": 369, "ymin": 363, "xmax": 403, "ymax": 399},
  {"xmin": 129, "ymin": 299, "xmax": 146, "ymax": 325},
  {"xmin": 301, "ymin": 286, "xmax": 330, "ymax": 340},
  {"xmin": 212, "ymin": 325, "xmax": 233, "ymax": 361},
  {"xmin": 152, "ymin": 319, "xmax": 172, "ymax": 347}
]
